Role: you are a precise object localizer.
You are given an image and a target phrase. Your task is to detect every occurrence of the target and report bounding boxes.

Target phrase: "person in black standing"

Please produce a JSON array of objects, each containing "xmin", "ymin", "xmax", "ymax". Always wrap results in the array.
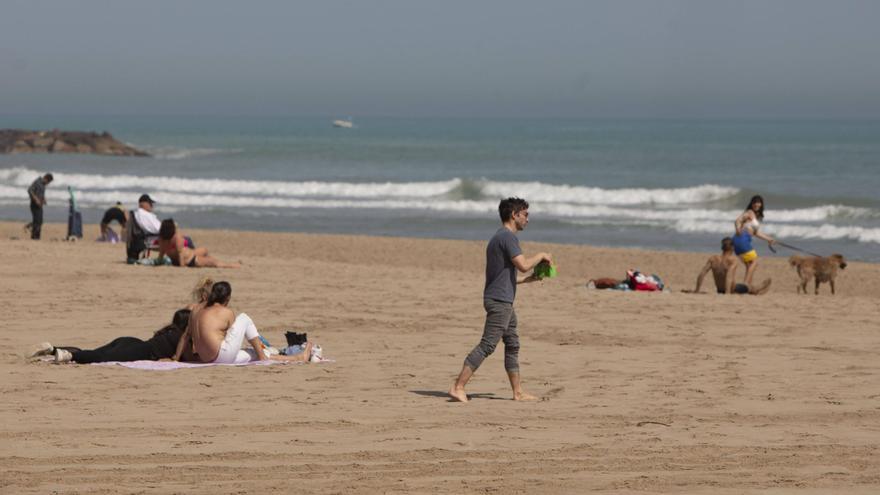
[{"xmin": 26, "ymin": 173, "xmax": 53, "ymax": 240}]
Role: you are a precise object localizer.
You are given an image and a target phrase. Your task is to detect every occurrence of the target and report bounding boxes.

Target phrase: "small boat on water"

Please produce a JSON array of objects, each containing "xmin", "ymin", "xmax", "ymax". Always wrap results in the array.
[{"xmin": 332, "ymin": 118, "xmax": 354, "ymax": 128}]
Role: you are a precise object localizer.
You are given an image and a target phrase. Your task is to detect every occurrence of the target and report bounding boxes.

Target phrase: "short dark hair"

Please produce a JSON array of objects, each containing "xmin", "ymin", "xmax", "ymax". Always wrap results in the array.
[
  {"xmin": 43, "ymin": 173, "xmax": 54, "ymax": 182},
  {"xmin": 721, "ymin": 237, "xmax": 734, "ymax": 253},
  {"xmin": 206, "ymin": 281, "xmax": 231, "ymax": 307},
  {"xmin": 159, "ymin": 218, "xmax": 176, "ymax": 240},
  {"xmin": 498, "ymin": 197, "xmax": 529, "ymax": 222}
]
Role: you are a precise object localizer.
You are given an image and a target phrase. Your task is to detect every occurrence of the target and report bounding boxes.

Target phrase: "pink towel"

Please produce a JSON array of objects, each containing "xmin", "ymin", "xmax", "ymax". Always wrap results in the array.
[{"xmin": 92, "ymin": 360, "xmax": 295, "ymax": 370}]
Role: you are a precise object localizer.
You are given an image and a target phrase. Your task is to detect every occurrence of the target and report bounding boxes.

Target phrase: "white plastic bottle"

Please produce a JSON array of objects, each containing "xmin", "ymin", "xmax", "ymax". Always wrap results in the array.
[{"xmin": 309, "ymin": 345, "xmax": 323, "ymax": 363}]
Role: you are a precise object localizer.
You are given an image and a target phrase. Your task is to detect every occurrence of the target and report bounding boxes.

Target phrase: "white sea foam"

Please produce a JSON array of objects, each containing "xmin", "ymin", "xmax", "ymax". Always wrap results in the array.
[
  {"xmin": 145, "ymin": 147, "xmax": 243, "ymax": 160},
  {"xmin": 0, "ymin": 167, "xmax": 739, "ymax": 204},
  {"xmin": 670, "ymin": 219, "xmax": 880, "ymax": 244},
  {"xmin": 481, "ymin": 181, "xmax": 739, "ymax": 205},
  {"xmin": 2, "ymin": 166, "xmax": 877, "ymax": 244},
  {"xmin": 0, "ymin": 167, "xmax": 462, "ymax": 199}
]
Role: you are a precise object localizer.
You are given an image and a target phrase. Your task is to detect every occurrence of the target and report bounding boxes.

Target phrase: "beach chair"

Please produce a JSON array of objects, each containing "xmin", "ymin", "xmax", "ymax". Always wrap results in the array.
[{"xmin": 125, "ymin": 210, "xmax": 159, "ymax": 263}]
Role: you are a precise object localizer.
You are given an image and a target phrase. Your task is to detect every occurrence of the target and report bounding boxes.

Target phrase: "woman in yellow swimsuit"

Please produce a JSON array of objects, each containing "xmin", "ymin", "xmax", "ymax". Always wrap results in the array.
[{"xmin": 733, "ymin": 195, "xmax": 776, "ymax": 286}]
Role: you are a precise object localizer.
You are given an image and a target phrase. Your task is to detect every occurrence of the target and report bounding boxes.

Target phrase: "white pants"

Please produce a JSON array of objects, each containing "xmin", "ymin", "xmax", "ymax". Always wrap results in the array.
[{"xmin": 214, "ymin": 313, "xmax": 261, "ymax": 364}]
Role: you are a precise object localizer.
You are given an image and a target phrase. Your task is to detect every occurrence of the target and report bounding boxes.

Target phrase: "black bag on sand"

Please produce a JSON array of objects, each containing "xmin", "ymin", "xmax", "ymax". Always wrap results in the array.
[{"xmin": 285, "ymin": 331, "xmax": 308, "ymax": 346}]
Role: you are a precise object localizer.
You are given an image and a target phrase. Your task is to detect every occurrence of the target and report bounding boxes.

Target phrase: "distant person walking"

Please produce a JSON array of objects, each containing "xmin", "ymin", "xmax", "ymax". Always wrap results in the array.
[
  {"xmin": 448, "ymin": 197, "xmax": 553, "ymax": 403},
  {"xmin": 733, "ymin": 195, "xmax": 776, "ymax": 286},
  {"xmin": 26, "ymin": 173, "xmax": 53, "ymax": 240}
]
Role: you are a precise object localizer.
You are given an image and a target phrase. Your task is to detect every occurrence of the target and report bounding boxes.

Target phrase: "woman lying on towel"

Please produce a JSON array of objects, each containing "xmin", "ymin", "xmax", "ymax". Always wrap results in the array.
[
  {"xmin": 29, "ymin": 309, "xmax": 192, "ymax": 364},
  {"xmin": 158, "ymin": 219, "xmax": 240, "ymax": 269},
  {"xmin": 173, "ymin": 281, "xmax": 311, "ymax": 364}
]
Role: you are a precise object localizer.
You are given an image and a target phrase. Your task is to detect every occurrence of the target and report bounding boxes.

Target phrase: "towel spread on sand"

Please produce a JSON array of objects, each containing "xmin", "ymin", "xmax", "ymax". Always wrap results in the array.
[
  {"xmin": 91, "ymin": 358, "xmax": 334, "ymax": 370},
  {"xmin": 92, "ymin": 360, "xmax": 293, "ymax": 370}
]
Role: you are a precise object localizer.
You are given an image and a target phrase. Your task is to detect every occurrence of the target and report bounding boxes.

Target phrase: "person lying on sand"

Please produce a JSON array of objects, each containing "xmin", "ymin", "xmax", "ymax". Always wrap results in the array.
[
  {"xmin": 173, "ymin": 281, "xmax": 310, "ymax": 364},
  {"xmin": 158, "ymin": 219, "xmax": 240, "ymax": 269},
  {"xmin": 686, "ymin": 237, "xmax": 771, "ymax": 295},
  {"xmin": 30, "ymin": 309, "xmax": 192, "ymax": 364}
]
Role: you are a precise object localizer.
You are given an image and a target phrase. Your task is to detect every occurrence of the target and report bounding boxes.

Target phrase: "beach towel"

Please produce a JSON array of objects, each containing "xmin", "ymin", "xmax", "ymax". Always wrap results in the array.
[
  {"xmin": 92, "ymin": 360, "xmax": 289, "ymax": 370},
  {"xmin": 91, "ymin": 357, "xmax": 334, "ymax": 370}
]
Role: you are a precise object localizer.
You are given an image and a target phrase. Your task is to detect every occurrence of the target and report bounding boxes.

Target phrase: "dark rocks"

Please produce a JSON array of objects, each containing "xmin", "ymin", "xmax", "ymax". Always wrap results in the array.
[{"xmin": 0, "ymin": 129, "xmax": 150, "ymax": 157}]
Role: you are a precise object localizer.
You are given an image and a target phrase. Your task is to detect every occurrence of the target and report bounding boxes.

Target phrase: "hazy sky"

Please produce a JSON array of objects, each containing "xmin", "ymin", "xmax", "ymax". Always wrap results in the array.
[{"xmin": 2, "ymin": 0, "xmax": 879, "ymax": 118}]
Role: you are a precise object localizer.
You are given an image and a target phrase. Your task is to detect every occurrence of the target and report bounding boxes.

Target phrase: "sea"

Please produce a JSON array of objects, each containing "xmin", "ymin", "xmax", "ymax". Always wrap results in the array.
[{"xmin": 1, "ymin": 116, "xmax": 879, "ymax": 261}]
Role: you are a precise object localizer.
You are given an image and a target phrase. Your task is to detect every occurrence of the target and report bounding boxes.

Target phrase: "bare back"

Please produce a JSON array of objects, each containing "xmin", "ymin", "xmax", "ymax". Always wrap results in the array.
[
  {"xmin": 708, "ymin": 253, "xmax": 738, "ymax": 293},
  {"xmin": 158, "ymin": 234, "xmax": 184, "ymax": 263},
  {"xmin": 191, "ymin": 304, "xmax": 235, "ymax": 362}
]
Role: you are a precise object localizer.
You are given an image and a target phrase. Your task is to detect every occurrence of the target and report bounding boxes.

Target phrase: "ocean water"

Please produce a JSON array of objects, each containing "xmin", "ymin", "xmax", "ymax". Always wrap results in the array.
[{"xmin": 1, "ymin": 116, "xmax": 879, "ymax": 261}]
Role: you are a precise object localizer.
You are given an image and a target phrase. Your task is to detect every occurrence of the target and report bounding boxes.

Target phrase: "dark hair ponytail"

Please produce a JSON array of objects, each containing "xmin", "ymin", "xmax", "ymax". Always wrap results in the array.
[
  {"xmin": 159, "ymin": 218, "xmax": 176, "ymax": 240},
  {"xmin": 206, "ymin": 281, "xmax": 232, "ymax": 306}
]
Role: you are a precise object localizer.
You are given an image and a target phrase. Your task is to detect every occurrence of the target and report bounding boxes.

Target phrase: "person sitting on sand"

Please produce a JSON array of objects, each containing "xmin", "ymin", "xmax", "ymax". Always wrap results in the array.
[
  {"xmin": 158, "ymin": 219, "xmax": 240, "ymax": 269},
  {"xmin": 30, "ymin": 309, "xmax": 192, "ymax": 364},
  {"xmin": 173, "ymin": 281, "xmax": 310, "ymax": 364},
  {"xmin": 173, "ymin": 277, "xmax": 217, "ymax": 362},
  {"xmin": 689, "ymin": 237, "xmax": 772, "ymax": 295},
  {"xmin": 133, "ymin": 194, "xmax": 161, "ymax": 236}
]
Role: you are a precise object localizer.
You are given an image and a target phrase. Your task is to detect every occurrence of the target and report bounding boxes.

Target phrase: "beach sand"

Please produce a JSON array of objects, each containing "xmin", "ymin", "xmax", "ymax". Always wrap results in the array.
[{"xmin": 1, "ymin": 221, "xmax": 879, "ymax": 494}]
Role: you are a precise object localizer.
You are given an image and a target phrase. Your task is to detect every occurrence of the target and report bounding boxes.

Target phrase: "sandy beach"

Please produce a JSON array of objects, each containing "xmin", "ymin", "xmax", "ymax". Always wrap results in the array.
[{"xmin": 1, "ymin": 220, "xmax": 879, "ymax": 494}]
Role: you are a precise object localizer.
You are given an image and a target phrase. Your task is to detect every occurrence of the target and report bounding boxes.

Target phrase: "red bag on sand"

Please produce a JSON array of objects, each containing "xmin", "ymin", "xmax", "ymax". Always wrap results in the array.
[{"xmin": 626, "ymin": 270, "xmax": 661, "ymax": 291}]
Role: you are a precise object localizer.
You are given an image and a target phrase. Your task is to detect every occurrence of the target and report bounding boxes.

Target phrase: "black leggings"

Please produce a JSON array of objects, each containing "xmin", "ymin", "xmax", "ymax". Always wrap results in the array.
[{"xmin": 71, "ymin": 337, "xmax": 154, "ymax": 364}]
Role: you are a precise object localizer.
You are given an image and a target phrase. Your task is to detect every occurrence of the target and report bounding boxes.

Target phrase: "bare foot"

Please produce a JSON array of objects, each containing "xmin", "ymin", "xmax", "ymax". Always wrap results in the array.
[
  {"xmin": 513, "ymin": 391, "xmax": 539, "ymax": 401},
  {"xmin": 448, "ymin": 385, "xmax": 469, "ymax": 402},
  {"xmin": 269, "ymin": 342, "xmax": 312, "ymax": 363},
  {"xmin": 752, "ymin": 278, "xmax": 772, "ymax": 295}
]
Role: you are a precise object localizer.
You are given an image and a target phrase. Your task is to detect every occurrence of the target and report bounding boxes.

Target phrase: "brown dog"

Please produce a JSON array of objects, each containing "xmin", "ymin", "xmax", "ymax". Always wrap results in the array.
[{"xmin": 789, "ymin": 254, "xmax": 847, "ymax": 295}]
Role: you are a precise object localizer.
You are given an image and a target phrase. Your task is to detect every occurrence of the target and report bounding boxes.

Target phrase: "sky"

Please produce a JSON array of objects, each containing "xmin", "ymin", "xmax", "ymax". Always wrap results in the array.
[{"xmin": 2, "ymin": 0, "xmax": 879, "ymax": 119}]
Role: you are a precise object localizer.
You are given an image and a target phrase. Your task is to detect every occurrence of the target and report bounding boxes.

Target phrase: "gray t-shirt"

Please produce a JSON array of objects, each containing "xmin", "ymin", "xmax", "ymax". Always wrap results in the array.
[
  {"xmin": 483, "ymin": 228, "xmax": 523, "ymax": 303},
  {"xmin": 28, "ymin": 178, "xmax": 45, "ymax": 206}
]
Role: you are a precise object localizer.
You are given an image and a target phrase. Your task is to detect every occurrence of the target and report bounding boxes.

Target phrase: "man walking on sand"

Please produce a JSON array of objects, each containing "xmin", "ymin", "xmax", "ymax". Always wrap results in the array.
[
  {"xmin": 26, "ymin": 173, "xmax": 53, "ymax": 240},
  {"xmin": 449, "ymin": 197, "xmax": 553, "ymax": 402}
]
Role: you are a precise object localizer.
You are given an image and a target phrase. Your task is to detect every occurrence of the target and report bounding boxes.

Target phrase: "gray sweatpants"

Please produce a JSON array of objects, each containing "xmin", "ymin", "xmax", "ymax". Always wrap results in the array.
[{"xmin": 464, "ymin": 299, "xmax": 520, "ymax": 373}]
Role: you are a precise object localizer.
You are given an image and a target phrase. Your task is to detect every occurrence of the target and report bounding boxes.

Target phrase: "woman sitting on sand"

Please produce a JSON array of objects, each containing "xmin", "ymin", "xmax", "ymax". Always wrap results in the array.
[
  {"xmin": 175, "ymin": 277, "xmax": 217, "ymax": 362},
  {"xmin": 158, "ymin": 219, "xmax": 240, "ymax": 269},
  {"xmin": 30, "ymin": 309, "xmax": 192, "ymax": 364},
  {"xmin": 173, "ymin": 281, "xmax": 311, "ymax": 364},
  {"xmin": 733, "ymin": 195, "xmax": 776, "ymax": 286}
]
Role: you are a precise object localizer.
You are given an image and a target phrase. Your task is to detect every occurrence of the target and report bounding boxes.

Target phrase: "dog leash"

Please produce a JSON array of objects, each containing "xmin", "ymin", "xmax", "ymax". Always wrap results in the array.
[{"xmin": 769, "ymin": 240, "xmax": 823, "ymax": 258}]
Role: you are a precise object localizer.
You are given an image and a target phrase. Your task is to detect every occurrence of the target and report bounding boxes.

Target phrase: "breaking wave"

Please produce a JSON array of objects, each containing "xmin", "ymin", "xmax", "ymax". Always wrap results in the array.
[{"xmin": 1, "ymin": 166, "xmax": 877, "ymax": 244}]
